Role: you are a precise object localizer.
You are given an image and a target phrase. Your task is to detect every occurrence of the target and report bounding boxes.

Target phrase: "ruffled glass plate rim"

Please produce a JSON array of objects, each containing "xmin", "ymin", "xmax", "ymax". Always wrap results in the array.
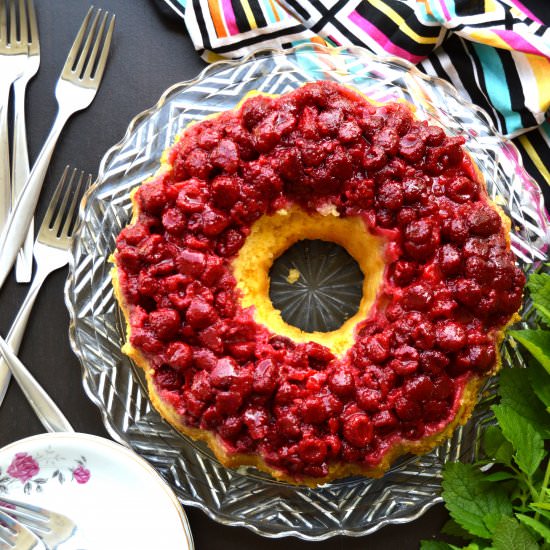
[{"xmin": 65, "ymin": 44, "xmax": 550, "ymax": 540}]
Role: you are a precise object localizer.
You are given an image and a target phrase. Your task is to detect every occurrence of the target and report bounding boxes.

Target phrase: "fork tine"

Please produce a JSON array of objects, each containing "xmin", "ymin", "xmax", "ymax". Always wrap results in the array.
[
  {"xmin": 73, "ymin": 7, "xmax": 101, "ymax": 78},
  {"xmin": 90, "ymin": 12, "xmax": 114, "ymax": 82},
  {"xmin": 59, "ymin": 170, "xmax": 88, "ymax": 237},
  {"xmin": 62, "ymin": 6, "xmax": 93, "ymax": 77},
  {"xmin": 0, "ymin": 0, "xmax": 6, "ymax": 44},
  {"xmin": 26, "ymin": 0, "xmax": 37, "ymax": 52},
  {"xmin": 17, "ymin": 0, "xmax": 28, "ymax": 45},
  {"xmin": 42, "ymin": 165, "xmax": 70, "ymax": 231},
  {"xmin": 8, "ymin": 0, "xmax": 15, "ymax": 44},
  {"xmin": 81, "ymin": 10, "xmax": 107, "ymax": 80},
  {"xmin": 84, "ymin": 11, "xmax": 114, "ymax": 81}
]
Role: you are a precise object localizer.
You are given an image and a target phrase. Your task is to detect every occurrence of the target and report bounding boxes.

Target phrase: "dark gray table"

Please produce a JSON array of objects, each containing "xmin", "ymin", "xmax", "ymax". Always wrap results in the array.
[{"xmin": 0, "ymin": 2, "xmax": 547, "ymax": 548}]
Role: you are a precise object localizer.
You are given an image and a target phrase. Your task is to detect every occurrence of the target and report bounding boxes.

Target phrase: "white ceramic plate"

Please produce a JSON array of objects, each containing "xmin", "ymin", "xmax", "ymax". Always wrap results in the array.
[{"xmin": 0, "ymin": 433, "xmax": 194, "ymax": 550}]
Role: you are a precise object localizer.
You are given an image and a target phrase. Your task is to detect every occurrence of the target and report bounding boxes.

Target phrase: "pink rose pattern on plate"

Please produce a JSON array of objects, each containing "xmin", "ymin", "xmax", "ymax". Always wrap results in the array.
[
  {"xmin": 0, "ymin": 448, "xmax": 91, "ymax": 494},
  {"xmin": 72, "ymin": 464, "xmax": 91, "ymax": 484},
  {"xmin": 7, "ymin": 453, "xmax": 39, "ymax": 482}
]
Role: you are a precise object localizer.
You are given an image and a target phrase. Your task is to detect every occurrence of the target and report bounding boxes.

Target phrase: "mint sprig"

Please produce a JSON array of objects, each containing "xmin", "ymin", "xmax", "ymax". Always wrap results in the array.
[
  {"xmin": 441, "ymin": 462, "xmax": 512, "ymax": 538},
  {"xmin": 422, "ymin": 271, "xmax": 550, "ymax": 550}
]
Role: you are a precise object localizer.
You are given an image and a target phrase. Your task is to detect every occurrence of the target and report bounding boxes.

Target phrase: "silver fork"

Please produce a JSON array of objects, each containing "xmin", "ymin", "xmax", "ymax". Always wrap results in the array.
[
  {"xmin": 0, "ymin": 509, "xmax": 46, "ymax": 549},
  {"xmin": 0, "ymin": 0, "xmax": 28, "ymax": 232},
  {"xmin": 13, "ymin": 0, "xmax": 40, "ymax": 283},
  {"xmin": 0, "ymin": 6, "xmax": 115, "ymax": 290},
  {"xmin": 0, "ymin": 496, "xmax": 76, "ymax": 548},
  {"xmin": 0, "ymin": 166, "xmax": 91, "ymax": 431}
]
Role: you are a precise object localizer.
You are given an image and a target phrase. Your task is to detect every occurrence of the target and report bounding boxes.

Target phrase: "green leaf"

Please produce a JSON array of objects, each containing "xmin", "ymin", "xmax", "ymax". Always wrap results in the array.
[
  {"xmin": 492, "ymin": 404, "xmax": 545, "ymax": 476},
  {"xmin": 483, "ymin": 472, "xmax": 516, "ymax": 482},
  {"xmin": 529, "ymin": 503, "xmax": 550, "ymax": 519},
  {"xmin": 517, "ymin": 513, "xmax": 550, "ymax": 543},
  {"xmin": 527, "ymin": 273, "xmax": 550, "ymax": 326},
  {"xmin": 499, "ymin": 367, "xmax": 550, "ymax": 438},
  {"xmin": 493, "ymin": 516, "xmax": 539, "ymax": 550},
  {"xmin": 531, "ymin": 503, "xmax": 550, "ymax": 512},
  {"xmin": 483, "ymin": 425, "xmax": 513, "ymax": 466},
  {"xmin": 420, "ymin": 544, "xmax": 485, "ymax": 550},
  {"xmin": 509, "ymin": 330, "xmax": 550, "ymax": 374},
  {"xmin": 441, "ymin": 518, "xmax": 476, "ymax": 540},
  {"xmin": 528, "ymin": 358, "xmax": 550, "ymax": 411},
  {"xmin": 420, "ymin": 542, "xmax": 459, "ymax": 550},
  {"xmin": 442, "ymin": 462, "xmax": 513, "ymax": 539},
  {"xmin": 484, "ymin": 512, "xmax": 505, "ymax": 534}
]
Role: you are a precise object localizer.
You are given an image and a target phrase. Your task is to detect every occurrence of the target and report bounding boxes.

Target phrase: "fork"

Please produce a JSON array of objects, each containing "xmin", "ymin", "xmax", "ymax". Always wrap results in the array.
[
  {"xmin": 0, "ymin": 6, "xmax": 115, "ymax": 291},
  {"xmin": 0, "ymin": 496, "xmax": 76, "ymax": 548},
  {"xmin": 0, "ymin": 166, "xmax": 91, "ymax": 431},
  {"xmin": 12, "ymin": 0, "xmax": 40, "ymax": 283},
  {"xmin": 0, "ymin": 509, "xmax": 46, "ymax": 549},
  {"xmin": 0, "ymin": 0, "xmax": 28, "ymax": 232}
]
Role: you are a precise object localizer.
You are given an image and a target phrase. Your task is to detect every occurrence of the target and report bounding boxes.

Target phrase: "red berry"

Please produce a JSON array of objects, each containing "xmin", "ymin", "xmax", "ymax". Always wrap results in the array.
[
  {"xmin": 394, "ymin": 396, "xmax": 422, "ymax": 421},
  {"xmin": 154, "ymin": 365, "xmax": 182, "ymax": 391},
  {"xmin": 210, "ymin": 357, "xmax": 238, "ymax": 388},
  {"xmin": 404, "ymin": 219, "xmax": 439, "ymax": 260},
  {"xmin": 253, "ymin": 359, "xmax": 278, "ymax": 395},
  {"xmin": 343, "ymin": 413, "xmax": 374, "ymax": 447},
  {"xmin": 376, "ymin": 181, "xmax": 403, "ymax": 210},
  {"xmin": 435, "ymin": 321, "xmax": 467, "ymax": 351},
  {"xmin": 403, "ymin": 284, "xmax": 433, "ymax": 312},
  {"xmin": 467, "ymin": 204, "xmax": 502, "ymax": 237},
  {"xmin": 201, "ymin": 206, "xmax": 230, "ymax": 237},
  {"xmin": 138, "ymin": 182, "xmax": 166, "ymax": 214},
  {"xmin": 403, "ymin": 375, "xmax": 434, "ymax": 402},
  {"xmin": 276, "ymin": 413, "xmax": 302, "ymax": 439},
  {"xmin": 356, "ymin": 388, "xmax": 382, "ymax": 411},
  {"xmin": 363, "ymin": 333, "xmax": 391, "ymax": 364},
  {"xmin": 328, "ymin": 370, "xmax": 355, "ymax": 397},
  {"xmin": 186, "ymin": 297, "xmax": 217, "ymax": 329},
  {"xmin": 420, "ymin": 350, "xmax": 449, "ymax": 375},
  {"xmin": 372, "ymin": 409, "xmax": 398, "ymax": 429},
  {"xmin": 166, "ymin": 341, "xmax": 192, "ymax": 370},
  {"xmin": 438, "ymin": 244, "xmax": 462, "ymax": 275},
  {"xmin": 298, "ymin": 437, "xmax": 328, "ymax": 464},
  {"xmin": 211, "ymin": 175, "xmax": 241, "ymax": 208},
  {"xmin": 148, "ymin": 308, "xmax": 181, "ymax": 340},
  {"xmin": 338, "ymin": 121, "xmax": 362, "ymax": 143},
  {"xmin": 211, "ymin": 139, "xmax": 239, "ymax": 174},
  {"xmin": 215, "ymin": 391, "xmax": 243, "ymax": 415},
  {"xmin": 301, "ymin": 396, "xmax": 332, "ymax": 424},
  {"xmin": 243, "ymin": 406, "xmax": 269, "ymax": 440},
  {"xmin": 177, "ymin": 249, "xmax": 206, "ymax": 277}
]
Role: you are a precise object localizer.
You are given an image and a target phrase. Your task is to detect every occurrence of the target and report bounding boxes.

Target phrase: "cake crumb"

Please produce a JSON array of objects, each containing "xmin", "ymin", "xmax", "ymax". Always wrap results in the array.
[
  {"xmin": 286, "ymin": 268, "xmax": 300, "ymax": 284},
  {"xmin": 317, "ymin": 203, "xmax": 340, "ymax": 217}
]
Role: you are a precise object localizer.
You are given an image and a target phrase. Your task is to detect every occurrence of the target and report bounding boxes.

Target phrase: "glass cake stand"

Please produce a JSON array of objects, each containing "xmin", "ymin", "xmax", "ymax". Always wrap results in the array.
[{"xmin": 65, "ymin": 44, "xmax": 550, "ymax": 540}]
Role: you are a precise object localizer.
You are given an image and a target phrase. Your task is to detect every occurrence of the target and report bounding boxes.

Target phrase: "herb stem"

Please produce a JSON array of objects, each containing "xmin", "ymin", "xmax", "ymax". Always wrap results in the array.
[
  {"xmin": 535, "ymin": 458, "xmax": 550, "ymax": 521},
  {"xmin": 510, "ymin": 464, "xmax": 539, "ymax": 503}
]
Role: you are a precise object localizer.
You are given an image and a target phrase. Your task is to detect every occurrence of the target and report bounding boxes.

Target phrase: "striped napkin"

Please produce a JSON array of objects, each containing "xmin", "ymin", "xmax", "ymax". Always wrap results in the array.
[{"xmin": 157, "ymin": 0, "xmax": 550, "ymax": 198}]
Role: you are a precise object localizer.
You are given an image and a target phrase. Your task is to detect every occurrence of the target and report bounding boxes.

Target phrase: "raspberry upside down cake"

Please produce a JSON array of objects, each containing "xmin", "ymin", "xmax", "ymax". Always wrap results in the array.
[{"xmin": 112, "ymin": 81, "xmax": 524, "ymax": 486}]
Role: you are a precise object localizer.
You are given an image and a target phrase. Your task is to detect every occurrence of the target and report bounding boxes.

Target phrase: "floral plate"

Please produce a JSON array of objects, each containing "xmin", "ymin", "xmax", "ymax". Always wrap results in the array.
[
  {"xmin": 0, "ymin": 433, "xmax": 194, "ymax": 549},
  {"xmin": 66, "ymin": 44, "xmax": 550, "ymax": 540}
]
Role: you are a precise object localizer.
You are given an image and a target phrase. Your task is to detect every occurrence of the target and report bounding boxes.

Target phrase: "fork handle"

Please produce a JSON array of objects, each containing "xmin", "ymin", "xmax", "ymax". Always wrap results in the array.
[
  {"xmin": 0, "ymin": 107, "xmax": 72, "ymax": 291},
  {"xmin": 0, "ymin": 334, "xmax": 75, "ymax": 433},
  {"xmin": 13, "ymin": 76, "xmax": 35, "ymax": 283},
  {"xmin": 0, "ymin": 269, "xmax": 49, "ymax": 407},
  {"xmin": 0, "ymin": 81, "xmax": 11, "ymax": 233}
]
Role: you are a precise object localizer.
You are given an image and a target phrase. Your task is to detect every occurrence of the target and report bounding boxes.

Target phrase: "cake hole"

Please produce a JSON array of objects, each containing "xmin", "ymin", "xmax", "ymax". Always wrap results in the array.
[{"xmin": 269, "ymin": 240, "xmax": 364, "ymax": 333}]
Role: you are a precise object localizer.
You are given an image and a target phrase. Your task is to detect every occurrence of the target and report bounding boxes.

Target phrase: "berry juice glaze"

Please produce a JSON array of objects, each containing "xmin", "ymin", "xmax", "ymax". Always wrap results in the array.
[{"xmin": 114, "ymin": 81, "xmax": 524, "ymax": 481}]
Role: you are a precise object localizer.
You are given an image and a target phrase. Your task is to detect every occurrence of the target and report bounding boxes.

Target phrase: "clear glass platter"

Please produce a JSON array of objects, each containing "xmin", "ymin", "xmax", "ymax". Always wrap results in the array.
[{"xmin": 65, "ymin": 44, "xmax": 550, "ymax": 540}]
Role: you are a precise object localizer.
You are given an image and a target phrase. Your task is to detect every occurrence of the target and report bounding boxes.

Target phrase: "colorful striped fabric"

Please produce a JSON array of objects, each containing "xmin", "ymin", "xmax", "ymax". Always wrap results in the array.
[{"xmin": 160, "ymin": 0, "xmax": 550, "ymax": 198}]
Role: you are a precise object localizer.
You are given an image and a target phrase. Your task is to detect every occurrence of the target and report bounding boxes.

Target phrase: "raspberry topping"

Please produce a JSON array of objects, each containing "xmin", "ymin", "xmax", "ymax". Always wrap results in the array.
[{"xmin": 115, "ymin": 81, "xmax": 523, "ymax": 482}]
